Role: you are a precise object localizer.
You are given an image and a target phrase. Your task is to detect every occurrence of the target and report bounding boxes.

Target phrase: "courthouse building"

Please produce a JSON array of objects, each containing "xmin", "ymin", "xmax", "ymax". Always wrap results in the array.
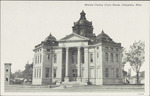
[{"xmin": 32, "ymin": 11, "xmax": 123, "ymax": 85}]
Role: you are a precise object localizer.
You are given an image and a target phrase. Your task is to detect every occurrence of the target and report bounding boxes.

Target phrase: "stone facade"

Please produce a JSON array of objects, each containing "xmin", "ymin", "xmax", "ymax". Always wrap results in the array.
[{"xmin": 32, "ymin": 11, "xmax": 123, "ymax": 85}]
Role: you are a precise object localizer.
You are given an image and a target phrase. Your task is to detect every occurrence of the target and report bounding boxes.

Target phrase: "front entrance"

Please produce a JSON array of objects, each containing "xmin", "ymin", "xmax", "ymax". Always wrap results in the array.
[{"xmin": 72, "ymin": 69, "xmax": 77, "ymax": 81}]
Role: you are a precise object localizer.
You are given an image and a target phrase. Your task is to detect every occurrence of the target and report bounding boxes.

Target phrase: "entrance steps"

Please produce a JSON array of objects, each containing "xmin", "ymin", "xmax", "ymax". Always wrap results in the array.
[{"xmin": 62, "ymin": 81, "xmax": 87, "ymax": 87}]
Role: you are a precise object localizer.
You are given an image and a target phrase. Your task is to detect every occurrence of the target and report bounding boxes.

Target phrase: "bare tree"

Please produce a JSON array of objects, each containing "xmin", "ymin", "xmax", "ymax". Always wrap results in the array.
[{"xmin": 127, "ymin": 41, "xmax": 145, "ymax": 84}]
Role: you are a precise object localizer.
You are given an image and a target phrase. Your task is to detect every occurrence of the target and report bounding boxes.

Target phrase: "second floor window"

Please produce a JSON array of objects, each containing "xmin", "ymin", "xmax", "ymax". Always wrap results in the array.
[
  {"xmin": 90, "ymin": 53, "xmax": 93, "ymax": 63},
  {"xmin": 54, "ymin": 54, "xmax": 57, "ymax": 63},
  {"xmin": 116, "ymin": 54, "xmax": 118, "ymax": 62},
  {"xmin": 111, "ymin": 53, "xmax": 113, "ymax": 62},
  {"xmin": 105, "ymin": 53, "xmax": 108, "ymax": 61}
]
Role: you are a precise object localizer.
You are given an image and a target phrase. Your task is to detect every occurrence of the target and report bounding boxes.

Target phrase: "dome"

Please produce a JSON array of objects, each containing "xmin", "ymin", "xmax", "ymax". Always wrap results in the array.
[
  {"xmin": 96, "ymin": 30, "xmax": 113, "ymax": 42},
  {"xmin": 96, "ymin": 30, "xmax": 110, "ymax": 39},
  {"xmin": 44, "ymin": 33, "xmax": 56, "ymax": 42}
]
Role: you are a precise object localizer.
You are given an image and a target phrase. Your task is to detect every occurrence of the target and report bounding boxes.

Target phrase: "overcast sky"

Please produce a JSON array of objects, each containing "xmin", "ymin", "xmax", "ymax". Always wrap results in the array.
[{"xmin": 1, "ymin": 1, "xmax": 149, "ymax": 73}]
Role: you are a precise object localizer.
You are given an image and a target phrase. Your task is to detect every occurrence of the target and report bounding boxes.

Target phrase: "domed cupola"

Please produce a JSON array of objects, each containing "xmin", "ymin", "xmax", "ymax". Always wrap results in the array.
[
  {"xmin": 72, "ymin": 10, "xmax": 95, "ymax": 38},
  {"xmin": 43, "ymin": 33, "xmax": 58, "ymax": 46},
  {"xmin": 95, "ymin": 30, "xmax": 114, "ymax": 43},
  {"xmin": 44, "ymin": 33, "xmax": 56, "ymax": 42}
]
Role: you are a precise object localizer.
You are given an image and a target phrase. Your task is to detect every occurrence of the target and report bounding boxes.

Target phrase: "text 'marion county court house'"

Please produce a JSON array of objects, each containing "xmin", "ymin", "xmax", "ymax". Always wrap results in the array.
[{"xmin": 32, "ymin": 11, "xmax": 123, "ymax": 85}]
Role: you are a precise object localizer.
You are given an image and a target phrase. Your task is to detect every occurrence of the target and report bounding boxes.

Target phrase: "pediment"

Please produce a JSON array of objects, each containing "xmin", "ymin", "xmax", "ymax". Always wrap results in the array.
[{"xmin": 59, "ymin": 33, "xmax": 90, "ymax": 41}]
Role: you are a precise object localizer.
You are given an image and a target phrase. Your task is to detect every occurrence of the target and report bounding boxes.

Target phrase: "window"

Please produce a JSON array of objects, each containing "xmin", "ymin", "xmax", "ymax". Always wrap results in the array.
[
  {"xmin": 116, "ymin": 54, "xmax": 118, "ymax": 62},
  {"xmin": 105, "ymin": 47, "xmax": 108, "ymax": 50},
  {"xmin": 6, "ymin": 69, "xmax": 8, "ymax": 72},
  {"xmin": 47, "ymin": 49, "xmax": 50, "ymax": 51},
  {"xmin": 54, "ymin": 68, "xmax": 56, "ymax": 78},
  {"xmin": 45, "ymin": 68, "xmax": 49, "ymax": 78},
  {"xmin": 40, "ymin": 55, "xmax": 41, "ymax": 63},
  {"xmin": 105, "ymin": 68, "xmax": 109, "ymax": 78},
  {"xmin": 6, "ymin": 78, "xmax": 8, "ymax": 81},
  {"xmin": 90, "ymin": 53, "xmax": 93, "ymax": 63},
  {"xmin": 39, "ymin": 68, "xmax": 41, "ymax": 78},
  {"xmin": 105, "ymin": 53, "xmax": 108, "ymax": 61},
  {"xmin": 37, "ymin": 69, "xmax": 38, "ymax": 78},
  {"xmin": 111, "ymin": 53, "xmax": 113, "ymax": 62},
  {"xmin": 111, "ymin": 48, "xmax": 113, "ymax": 51},
  {"xmin": 97, "ymin": 53, "xmax": 99, "ymax": 58},
  {"xmin": 38, "ymin": 55, "xmax": 39, "ymax": 63},
  {"xmin": 34, "ymin": 69, "xmax": 36, "ymax": 78},
  {"xmin": 116, "ymin": 48, "xmax": 118, "ymax": 51},
  {"xmin": 97, "ymin": 47, "xmax": 99, "ymax": 49},
  {"xmin": 90, "ymin": 68, "xmax": 94, "ymax": 78},
  {"xmin": 54, "ymin": 54, "xmax": 57, "ymax": 63},
  {"xmin": 73, "ymin": 74, "xmax": 75, "ymax": 77},
  {"xmin": 48, "ymin": 54, "xmax": 50, "ymax": 59},
  {"xmin": 116, "ymin": 68, "xmax": 119, "ymax": 78},
  {"xmin": 111, "ymin": 68, "xmax": 114, "ymax": 78},
  {"xmin": 81, "ymin": 51, "xmax": 84, "ymax": 63}
]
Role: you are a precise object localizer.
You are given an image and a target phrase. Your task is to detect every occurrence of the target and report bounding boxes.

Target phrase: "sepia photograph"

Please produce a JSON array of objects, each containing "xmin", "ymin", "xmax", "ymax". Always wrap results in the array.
[{"xmin": 1, "ymin": 1, "xmax": 150, "ymax": 96}]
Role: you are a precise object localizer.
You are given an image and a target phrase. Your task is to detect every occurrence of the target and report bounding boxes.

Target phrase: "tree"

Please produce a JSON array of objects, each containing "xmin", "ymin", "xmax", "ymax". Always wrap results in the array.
[
  {"xmin": 127, "ymin": 41, "xmax": 145, "ymax": 84},
  {"xmin": 122, "ymin": 48, "xmax": 128, "ymax": 70},
  {"xmin": 22, "ymin": 63, "xmax": 33, "ymax": 81}
]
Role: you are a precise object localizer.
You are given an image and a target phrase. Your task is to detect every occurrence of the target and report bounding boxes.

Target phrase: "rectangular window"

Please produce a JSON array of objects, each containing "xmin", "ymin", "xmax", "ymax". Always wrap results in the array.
[
  {"xmin": 105, "ymin": 47, "xmax": 108, "ymax": 50},
  {"xmin": 116, "ymin": 68, "xmax": 119, "ymax": 78},
  {"xmin": 39, "ymin": 68, "xmax": 41, "ymax": 78},
  {"xmin": 48, "ymin": 54, "xmax": 50, "ymax": 59},
  {"xmin": 105, "ymin": 53, "xmax": 108, "ymax": 61},
  {"xmin": 6, "ymin": 69, "xmax": 8, "ymax": 72},
  {"xmin": 45, "ymin": 68, "xmax": 49, "ymax": 78},
  {"xmin": 116, "ymin": 54, "xmax": 118, "ymax": 62},
  {"xmin": 111, "ymin": 68, "xmax": 114, "ymax": 78},
  {"xmin": 40, "ymin": 54, "xmax": 42, "ymax": 63},
  {"xmin": 38, "ymin": 55, "xmax": 39, "ymax": 64},
  {"xmin": 37, "ymin": 69, "xmax": 38, "ymax": 78},
  {"xmin": 97, "ymin": 53, "xmax": 99, "ymax": 58},
  {"xmin": 105, "ymin": 68, "xmax": 109, "ymax": 78},
  {"xmin": 47, "ymin": 49, "xmax": 50, "ymax": 51},
  {"xmin": 82, "ymin": 52, "xmax": 84, "ymax": 63},
  {"xmin": 6, "ymin": 78, "xmax": 8, "ymax": 81},
  {"xmin": 97, "ymin": 47, "xmax": 99, "ymax": 49},
  {"xmin": 34, "ymin": 69, "xmax": 36, "ymax": 78},
  {"xmin": 90, "ymin": 53, "xmax": 93, "ymax": 63},
  {"xmin": 116, "ymin": 48, "xmax": 118, "ymax": 51},
  {"xmin": 111, "ymin": 48, "xmax": 113, "ymax": 51},
  {"xmin": 54, "ymin": 68, "xmax": 56, "ymax": 78},
  {"xmin": 111, "ymin": 53, "xmax": 113, "ymax": 62},
  {"xmin": 54, "ymin": 54, "xmax": 57, "ymax": 63}
]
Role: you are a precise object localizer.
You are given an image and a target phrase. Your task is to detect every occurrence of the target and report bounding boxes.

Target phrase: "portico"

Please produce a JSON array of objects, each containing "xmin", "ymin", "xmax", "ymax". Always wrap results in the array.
[{"xmin": 63, "ymin": 46, "xmax": 88, "ymax": 82}]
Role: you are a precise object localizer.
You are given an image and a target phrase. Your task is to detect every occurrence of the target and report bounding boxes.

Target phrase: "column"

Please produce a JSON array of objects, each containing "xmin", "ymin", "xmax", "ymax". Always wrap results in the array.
[
  {"xmin": 84, "ymin": 47, "xmax": 89, "ymax": 83},
  {"xmin": 65, "ymin": 47, "xmax": 69, "ymax": 82},
  {"xmin": 77, "ymin": 47, "xmax": 81, "ymax": 82}
]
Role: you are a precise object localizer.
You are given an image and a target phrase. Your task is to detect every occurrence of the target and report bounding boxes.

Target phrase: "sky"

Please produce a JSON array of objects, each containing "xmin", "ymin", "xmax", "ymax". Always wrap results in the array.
[{"xmin": 1, "ymin": 1, "xmax": 149, "ymax": 73}]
